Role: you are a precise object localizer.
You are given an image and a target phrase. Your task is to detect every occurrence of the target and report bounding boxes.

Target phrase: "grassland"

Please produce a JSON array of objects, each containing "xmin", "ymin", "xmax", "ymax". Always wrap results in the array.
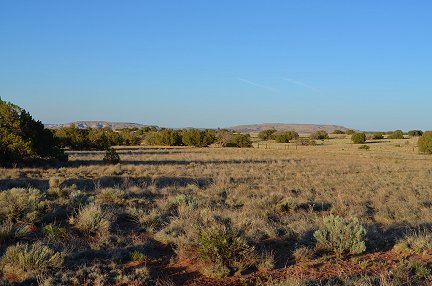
[{"xmin": 1, "ymin": 135, "xmax": 432, "ymax": 285}]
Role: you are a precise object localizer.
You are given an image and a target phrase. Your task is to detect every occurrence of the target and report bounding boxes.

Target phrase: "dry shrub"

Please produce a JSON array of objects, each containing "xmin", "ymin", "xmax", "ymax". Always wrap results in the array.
[
  {"xmin": 73, "ymin": 203, "xmax": 111, "ymax": 237},
  {"xmin": 0, "ymin": 221, "xmax": 32, "ymax": 244},
  {"xmin": 95, "ymin": 188, "xmax": 126, "ymax": 205},
  {"xmin": 175, "ymin": 217, "xmax": 257, "ymax": 277},
  {"xmin": 1, "ymin": 242, "xmax": 63, "ymax": 282},
  {"xmin": 293, "ymin": 246, "xmax": 315, "ymax": 262},
  {"xmin": 0, "ymin": 188, "xmax": 45, "ymax": 223}
]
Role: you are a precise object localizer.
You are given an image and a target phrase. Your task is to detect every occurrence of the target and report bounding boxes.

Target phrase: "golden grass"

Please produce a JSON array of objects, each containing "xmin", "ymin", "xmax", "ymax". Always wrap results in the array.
[{"xmin": 1, "ymin": 137, "xmax": 432, "ymax": 282}]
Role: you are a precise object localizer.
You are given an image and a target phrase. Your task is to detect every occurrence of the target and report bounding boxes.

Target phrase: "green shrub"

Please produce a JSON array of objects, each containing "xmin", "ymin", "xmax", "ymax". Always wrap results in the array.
[
  {"xmin": 332, "ymin": 130, "xmax": 345, "ymax": 134},
  {"xmin": 358, "ymin": 145, "xmax": 370, "ymax": 150},
  {"xmin": 372, "ymin": 132, "xmax": 384, "ymax": 140},
  {"xmin": 345, "ymin": 129, "xmax": 356, "ymax": 135},
  {"xmin": 258, "ymin": 129, "xmax": 277, "ymax": 140},
  {"xmin": 310, "ymin": 131, "xmax": 329, "ymax": 140},
  {"xmin": 103, "ymin": 148, "xmax": 120, "ymax": 164},
  {"xmin": 0, "ymin": 188, "xmax": 45, "ymax": 223},
  {"xmin": 274, "ymin": 131, "xmax": 299, "ymax": 143},
  {"xmin": 408, "ymin": 130, "xmax": 423, "ymax": 137},
  {"xmin": 314, "ymin": 214, "xmax": 366, "ymax": 258},
  {"xmin": 43, "ymin": 223, "xmax": 67, "ymax": 240},
  {"xmin": 182, "ymin": 129, "xmax": 216, "ymax": 147},
  {"xmin": 1, "ymin": 242, "xmax": 63, "ymax": 282},
  {"xmin": 418, "ymin": 131, "xmax": 432, "ymax": 154},
  {"xmin": 388, "ymin": 130, "xmax": 404, "ymax": 139},
  {"xmin": 227, "ymin": 134, "xmax": 252, "ymax": 148},
  {"xmin": 73, "ymin": 203, "xmax": 111, "ymax": 237},
  {"xmin": 351, "ymin": 133, "xmax": 366, "ymax": 144}
]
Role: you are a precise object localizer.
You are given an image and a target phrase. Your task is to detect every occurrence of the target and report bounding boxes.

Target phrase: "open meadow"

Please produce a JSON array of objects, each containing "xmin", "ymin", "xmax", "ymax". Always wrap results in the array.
[{"xmin": 1, "ymin": 136, "xmax": 432, "ymax": 285}]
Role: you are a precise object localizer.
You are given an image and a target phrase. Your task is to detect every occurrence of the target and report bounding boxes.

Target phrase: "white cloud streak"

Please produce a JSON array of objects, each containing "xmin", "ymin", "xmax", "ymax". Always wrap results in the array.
[
  {"xmin": 237, "ymin": 78, "xmax": 277, "ymax": 92},
  {"xmin": 282, "ymin": 78, "xmax": 320, "ymax": 92}
]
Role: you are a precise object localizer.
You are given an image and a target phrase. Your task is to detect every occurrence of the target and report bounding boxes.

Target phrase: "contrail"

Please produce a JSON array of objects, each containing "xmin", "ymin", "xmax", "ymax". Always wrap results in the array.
[
  {"xmin": 237, "ymin": 78, "xmax": 277, "ymax": 92},
  {"xmin": 282, "ymin": 78, "xmax": 320, "ymax": 92}
]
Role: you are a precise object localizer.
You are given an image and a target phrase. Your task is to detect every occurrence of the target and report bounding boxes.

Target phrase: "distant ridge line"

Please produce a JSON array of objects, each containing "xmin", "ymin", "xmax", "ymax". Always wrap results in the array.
[
  {"xmin": 229, "ymin": 123, "xmax": 352, "ymax": 133},
  {"xmin": 45, "ymin": 121, "xmax": 157, "ymax": 130}
]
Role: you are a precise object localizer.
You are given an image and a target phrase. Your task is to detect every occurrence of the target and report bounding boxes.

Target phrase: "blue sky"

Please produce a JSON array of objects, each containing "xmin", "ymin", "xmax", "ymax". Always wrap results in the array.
[{"xmin": 1, "ymin": 1, "xmax": 431, "ymax": 131}]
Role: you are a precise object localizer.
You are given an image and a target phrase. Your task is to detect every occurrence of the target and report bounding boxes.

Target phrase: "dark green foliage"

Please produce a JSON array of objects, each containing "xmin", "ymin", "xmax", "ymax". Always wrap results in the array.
[
  {"xmin": 55, "ymin": 125, "xmax": 91, "ymax": 149},
  {"xmin": 274, "ymin": 131, "xmax": 299, "ymax": 143},
  {"xmin": 227, "ymin": 134, "xmax": 252, "ymax": 148},
  {"xmin": 310, "ymin": 131, "xmax": 329, "ymax": 140},
  {"xmin": 103, "ymin": 148, "xmax": 120, "ymax": 164},
  {"xmin": 388, "ymin": 130, "xmax": 404, "ymax": 139},
  {"xmin": 418, "ymin": 131, "xmax": 432, "ymax": 154},
  {"xmin": 351, "ymin": 133, "xmax": 366, "ymax": 144},
  {"xmin": 55, "ymin": 126, "xmax": 143, "ymax": 150},
  {"xmin": 358, "ymin": 145, "xmax": 370, "ymax": 150},
  {"xmin": 332, "ymin": 130, "xmax": 345, "ymax": 134},
  {"xmin": 148, "ymin": 129, "xmax": 182, "ymax": 146},
  {"xmin": 258, "ymin": 129, "xmax": 276, "ymax": 140},
  {"xmin": 182, "ymin": 129, "xmax": 216, "ymax": 147},
  {"xmin": 314, "ymin": 215, "xmax": 366, "ymax": 258},
  {"xmin": 345, "ymin": 129, "xmax": 356, "ymax": 135},
  {"xmin": 0, "ymin": 98, "xmax": 67, "ymax": 166},
  {"xmin": 372, "ymin": 132, "xmax": 384, "ymax": 140},
  {"xmin": 409, "ymin": 130, "xmax": 423, "ymax": 137}
]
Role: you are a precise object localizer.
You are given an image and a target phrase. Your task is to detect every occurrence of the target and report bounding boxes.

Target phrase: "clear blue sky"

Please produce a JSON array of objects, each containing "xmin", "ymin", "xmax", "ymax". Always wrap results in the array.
[{"xmin": 1, "ymin": 1, "xmax": 431, "ymax": 131}]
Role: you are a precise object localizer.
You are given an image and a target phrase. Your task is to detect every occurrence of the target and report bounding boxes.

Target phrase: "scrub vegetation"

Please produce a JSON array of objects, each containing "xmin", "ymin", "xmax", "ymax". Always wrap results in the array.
[{"xmin": 1, "ymin": 99, "xmax": 432, "ymax": 285}]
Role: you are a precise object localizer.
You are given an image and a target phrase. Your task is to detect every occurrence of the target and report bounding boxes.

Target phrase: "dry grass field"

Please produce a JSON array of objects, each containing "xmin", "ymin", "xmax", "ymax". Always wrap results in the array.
[{"xmin": 1, "ymin": 136, "xmax": 432, "ymax": 285}]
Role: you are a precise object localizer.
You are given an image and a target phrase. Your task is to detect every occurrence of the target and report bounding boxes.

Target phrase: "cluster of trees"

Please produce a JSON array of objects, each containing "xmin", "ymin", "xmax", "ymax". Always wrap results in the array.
[
  {"xmin": 54, "ymin": 126, "xmax": 252, "ymax": 150},
  {"xmin": 332, "ymin": 129, "xmax": 356, "ymax": 135},
  {"xmin": 258, "ymin": 129, "xmax": 300, "ymax": 143},
  {"xmin": 0, "ymin": 98, "xmax": 67, "ymax": 166},
  {"xmin": 145, "ymin": 129, "xmax": 252, "ymax": 148},
  {"xmin": 54, "ymin": 125, "xmax": 153, "ymax": 150}
]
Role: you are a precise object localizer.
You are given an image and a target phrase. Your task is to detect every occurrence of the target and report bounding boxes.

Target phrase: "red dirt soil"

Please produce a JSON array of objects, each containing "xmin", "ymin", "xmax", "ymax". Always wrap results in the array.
[{"xmin": 157, "ymin": 250, "xmax": 432, "ymax": 285}]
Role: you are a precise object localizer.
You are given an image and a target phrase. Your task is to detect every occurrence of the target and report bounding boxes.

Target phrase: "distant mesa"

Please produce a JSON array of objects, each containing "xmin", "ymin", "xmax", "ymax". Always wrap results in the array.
[
  {"xmin": 229, "ymin": 123, "xmax": 352, "ymax": 134},
  {"xmin": 45, "ymin": 121, "xmax": 157, "ymax": 130}
]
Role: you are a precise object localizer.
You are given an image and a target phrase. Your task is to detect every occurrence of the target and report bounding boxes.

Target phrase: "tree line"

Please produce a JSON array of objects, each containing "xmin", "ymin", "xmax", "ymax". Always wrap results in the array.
[{"xmin": 53, "ymin": 125, "xmax": 252, "ymax": 150}]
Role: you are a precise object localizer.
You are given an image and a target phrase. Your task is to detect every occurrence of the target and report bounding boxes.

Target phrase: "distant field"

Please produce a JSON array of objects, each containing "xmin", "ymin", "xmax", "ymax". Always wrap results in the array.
[{"xmin": 1, "ymin": 137, "xmax": 432, "ymax": 285}]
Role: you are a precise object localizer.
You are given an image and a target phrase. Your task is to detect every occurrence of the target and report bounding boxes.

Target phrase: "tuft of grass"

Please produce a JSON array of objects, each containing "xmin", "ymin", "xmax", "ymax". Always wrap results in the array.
[
  {"xmin": 394, "ymin": 230, "xmax": 432, "ymax": 254},
  {"xmin": 43, "ymin": 223, "xmax": 67, "ymax": 240},
  {"xmin": 1, "ymin": 242, "xmax": 63, "ymax": 282},
  {"xmin": 293, "ymin": 246, "xmax": 315, "ymax": 262},
  {"xmin": 95, "ymin": 188, "xmax": 125, "ymax": 205},
  {"xmin": 73, "ymin": 203, "xmax": 111, "ymax": 237},
  {"xmin": 129, "ymin": 251, "xmax": 146, "ymax": 263}
]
